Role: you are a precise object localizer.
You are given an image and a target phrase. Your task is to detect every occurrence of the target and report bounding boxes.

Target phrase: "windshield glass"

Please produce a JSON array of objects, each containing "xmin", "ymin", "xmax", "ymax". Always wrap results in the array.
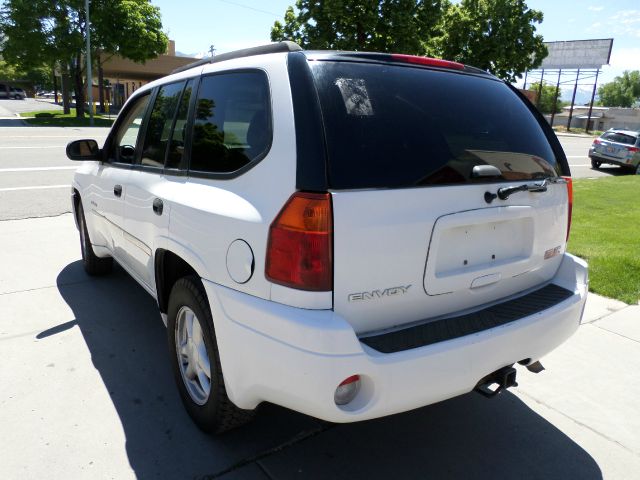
[{"xmin": 310, "ymin": 61, "xmax": 561, "ymax": 189}]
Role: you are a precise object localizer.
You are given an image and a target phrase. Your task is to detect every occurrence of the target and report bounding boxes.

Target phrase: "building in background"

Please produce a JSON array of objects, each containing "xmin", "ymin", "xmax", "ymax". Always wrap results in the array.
[
  {"xmin": 99, "ymin": 40, "xmax": 197, "ymax": 109},
  {"xmin": 551, "ymin": 106, "xmax": 640, "ymax": 132}
]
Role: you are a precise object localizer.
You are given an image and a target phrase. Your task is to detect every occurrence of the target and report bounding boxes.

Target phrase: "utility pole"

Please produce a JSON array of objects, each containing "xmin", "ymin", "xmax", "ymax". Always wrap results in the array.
[{"xmin": 85, "ymin": 0, "xmax": 94, "ymax": 126}]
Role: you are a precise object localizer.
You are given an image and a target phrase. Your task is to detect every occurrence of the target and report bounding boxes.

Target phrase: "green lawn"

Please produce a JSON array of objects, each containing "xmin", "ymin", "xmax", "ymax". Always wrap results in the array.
[
  {"xmin": 20, "ymin": 109, "xmax": 114, "ymax": 127},
  {"xmin": 568, "ymin": 176, "xmax": 640, "ymax": 304},
  {"xmin": 552, "ymin": 126, "xmax": 602, "ymax": 137}
]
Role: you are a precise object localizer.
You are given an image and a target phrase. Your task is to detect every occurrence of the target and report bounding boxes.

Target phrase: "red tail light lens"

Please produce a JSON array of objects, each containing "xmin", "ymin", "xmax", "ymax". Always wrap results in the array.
[
  {"xmin": 265, "ymin": 192, "xmax": 333, "ymax": 291},
  {"xmin": 626, "ymin": 146, "xmax": 640, "ymax": 153},
  {"xmin": 390, "ymin": 54, "xmax": 465, "ymax": 70},
  {"xmin": 562, "ymin": 176, "xmax": 573, "ymax": 241},
  {"xmin": 593, "ymin": 139, "xmax": 602, "ymax": 145}
]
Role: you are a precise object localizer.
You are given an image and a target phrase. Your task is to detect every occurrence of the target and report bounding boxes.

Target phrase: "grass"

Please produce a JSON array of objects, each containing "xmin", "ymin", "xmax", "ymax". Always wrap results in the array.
[
  {"xmin": 20, "ymin": 109, "xmax": 114, "ymax": 127},
  {"xmin": 568, "ymin": 176, "xmax": 640, "ymax": 304},
  {"xmin": 552, "ymin": 126, "xmax": 602, "ymax": 136}
]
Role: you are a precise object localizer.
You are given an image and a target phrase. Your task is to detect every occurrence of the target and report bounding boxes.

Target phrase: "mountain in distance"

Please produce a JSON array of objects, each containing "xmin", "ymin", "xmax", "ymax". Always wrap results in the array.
[{"xmin": 175, "ymin": 51, "xmax": 208, "ymax": 59}]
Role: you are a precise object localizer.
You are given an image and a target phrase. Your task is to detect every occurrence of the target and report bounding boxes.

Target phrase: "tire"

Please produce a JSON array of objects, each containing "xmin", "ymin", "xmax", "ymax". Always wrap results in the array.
[
  {"xmin": 167, "ymin": 276, "xmax": 254, "ymax": 433},
  {"xmin": 591, "ymin": 158, "xmax": 601, "ymax": 169},
  {"xmin": 78, "ymin": 200, "xmax": 113, "ymax": 275}
]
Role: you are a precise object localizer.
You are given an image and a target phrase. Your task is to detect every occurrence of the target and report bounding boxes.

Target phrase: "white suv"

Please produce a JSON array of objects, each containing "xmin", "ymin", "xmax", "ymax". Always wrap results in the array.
[{"xmin": 67, "ymin": 42, "xmax": 588, "ymax": 433}]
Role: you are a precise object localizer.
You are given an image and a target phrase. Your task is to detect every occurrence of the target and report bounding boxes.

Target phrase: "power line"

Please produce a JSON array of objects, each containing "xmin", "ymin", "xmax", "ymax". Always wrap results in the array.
[{"xmin": 216, "ymin": 0, "xmax": 283, "ymax": 18}]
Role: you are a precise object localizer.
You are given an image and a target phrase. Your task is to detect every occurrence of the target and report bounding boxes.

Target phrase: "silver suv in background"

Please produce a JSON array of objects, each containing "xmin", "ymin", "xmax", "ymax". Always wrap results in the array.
[
  {"xmin": 10, "ymin": 87, "xmax": 27, "ymax": 99},
  {"xmin": 589, "ymin": 129, "xmax": 640, "ymax": 173},
  {"xmin": 0, "ymin": 84, "xmax": 27, "ymax": 99}
]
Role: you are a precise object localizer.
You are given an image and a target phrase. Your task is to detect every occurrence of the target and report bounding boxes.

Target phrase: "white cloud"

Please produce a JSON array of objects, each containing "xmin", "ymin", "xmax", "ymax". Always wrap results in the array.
[
  {"xmin": 608, "ymin": 47, "xmax": 640, "ymax": 71},
  {"xmin": 588, "ymin": 6, "xmax": 604, "ymax": 11},
  {"xmin": 609, "ymin": 10, "xmax": 640, "ymax": 37}
]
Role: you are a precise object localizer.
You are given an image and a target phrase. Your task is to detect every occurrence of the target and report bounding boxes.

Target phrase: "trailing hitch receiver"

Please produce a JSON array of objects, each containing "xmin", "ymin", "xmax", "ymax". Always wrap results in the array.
[{"xmin": 474, "ymin": 366, "xmax": 518, "ymax": 398}]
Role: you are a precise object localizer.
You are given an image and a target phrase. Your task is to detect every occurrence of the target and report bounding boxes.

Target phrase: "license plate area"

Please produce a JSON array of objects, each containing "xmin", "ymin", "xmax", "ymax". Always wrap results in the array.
[{"xmin": 424, "ymin": 206, "xmax": 535, "ymax": 295}]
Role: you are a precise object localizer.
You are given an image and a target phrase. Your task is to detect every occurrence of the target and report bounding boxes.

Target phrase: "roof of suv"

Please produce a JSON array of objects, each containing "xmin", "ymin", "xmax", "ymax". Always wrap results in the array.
[
  {"xmin": 604, "ymin": 129, "xmax": 639, "ymax": 137},
  {"xmin": 171, "ymin": 41, "xmax": 492, "ymax": 78}
]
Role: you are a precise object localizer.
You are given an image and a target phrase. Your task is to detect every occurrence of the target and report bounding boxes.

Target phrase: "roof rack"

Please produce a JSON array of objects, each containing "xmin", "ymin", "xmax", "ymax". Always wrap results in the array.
[{"xmin": 171, "ymin": 41, "xmax": 302, "ymax": 74}]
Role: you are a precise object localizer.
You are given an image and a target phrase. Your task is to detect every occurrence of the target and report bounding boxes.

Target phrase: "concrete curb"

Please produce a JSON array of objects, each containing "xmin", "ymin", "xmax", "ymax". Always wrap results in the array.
[{"xmin": 554, "ymin": 132, "xmax": 596, "ymax": 139}]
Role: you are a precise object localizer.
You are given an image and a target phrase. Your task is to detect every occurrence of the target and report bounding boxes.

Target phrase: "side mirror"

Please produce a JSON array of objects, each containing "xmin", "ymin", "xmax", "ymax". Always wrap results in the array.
[{"xmin": 66, "ymin": 139, "xmax": 101, "ymax": 161}]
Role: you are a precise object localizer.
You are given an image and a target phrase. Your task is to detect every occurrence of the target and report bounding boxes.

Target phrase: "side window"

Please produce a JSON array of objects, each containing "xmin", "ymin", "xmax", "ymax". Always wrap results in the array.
[
  {"xmin": 141, "ymin": 81, "xmax": 185, "ymax": 167},
  {"xmin": 166, "ymin": 79, "xmax": 195, "ymax": 170},
  {"xmin": 111, "ymin": 93, "xmax": 151, "ymax": 164},
  {"xmin": 190, "ymin": 71, "xmax": 271, "ymax": 174}
]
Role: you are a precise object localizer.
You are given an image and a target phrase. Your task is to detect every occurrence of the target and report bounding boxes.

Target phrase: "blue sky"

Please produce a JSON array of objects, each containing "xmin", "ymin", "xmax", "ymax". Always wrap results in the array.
[{"xmin": 152, "ymin": 0, "xmax": 640, "ymax": 88}]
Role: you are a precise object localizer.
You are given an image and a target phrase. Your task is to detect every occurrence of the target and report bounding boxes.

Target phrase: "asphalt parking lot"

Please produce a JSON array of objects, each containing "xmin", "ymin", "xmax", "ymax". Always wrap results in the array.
[{"xmin": 1, "ymin": 107, "xmax": 639, "ymax": 479}]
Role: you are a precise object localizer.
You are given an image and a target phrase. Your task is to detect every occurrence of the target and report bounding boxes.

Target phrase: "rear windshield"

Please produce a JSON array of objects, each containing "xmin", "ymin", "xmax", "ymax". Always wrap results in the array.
[
  {"xmin": 310, "ymin": 61, "xmax": 561, "ymax": 189},
  {"xmin": 601, "ymin": 132, "xmax": 638, "ymax": 145}
]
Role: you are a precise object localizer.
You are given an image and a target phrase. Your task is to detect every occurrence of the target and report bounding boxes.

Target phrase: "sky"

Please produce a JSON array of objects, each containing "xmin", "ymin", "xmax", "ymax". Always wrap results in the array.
[{"xmin": 151, "ymin": 0, "xmax": 640, "ymax": 91}]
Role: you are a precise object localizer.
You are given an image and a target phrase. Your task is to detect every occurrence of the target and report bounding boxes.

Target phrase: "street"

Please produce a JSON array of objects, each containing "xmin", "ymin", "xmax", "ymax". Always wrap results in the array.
[
  {"xmin": 1, "ymin": 101, "xmax": 639, "ymax": 479},
  {"xmin": 0, "ymin": 99, "xmax": 109, "ymax": 220}
]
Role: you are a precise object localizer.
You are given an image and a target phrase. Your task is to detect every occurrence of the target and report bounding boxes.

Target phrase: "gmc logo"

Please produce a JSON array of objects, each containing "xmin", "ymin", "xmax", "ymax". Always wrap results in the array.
[{"xmin": 348, "ymin": 285, "xmax": 412, "ymax": 302}]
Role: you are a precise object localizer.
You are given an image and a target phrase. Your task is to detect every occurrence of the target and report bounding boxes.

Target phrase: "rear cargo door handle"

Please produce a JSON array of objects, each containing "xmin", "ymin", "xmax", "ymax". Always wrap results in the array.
[
  {"xmin": 113, "ymin": 184, "xmax": 122, "ymax": 197},
  {"xmin": 152, "ymin": 198, "xmax": 163, "ymax": 216}
]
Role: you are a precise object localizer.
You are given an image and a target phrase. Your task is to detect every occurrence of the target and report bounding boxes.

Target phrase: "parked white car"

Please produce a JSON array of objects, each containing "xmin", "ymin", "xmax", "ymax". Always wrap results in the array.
[{"xmin": 67, "ymin": 42, "xmax": 588, "ymax": 433}]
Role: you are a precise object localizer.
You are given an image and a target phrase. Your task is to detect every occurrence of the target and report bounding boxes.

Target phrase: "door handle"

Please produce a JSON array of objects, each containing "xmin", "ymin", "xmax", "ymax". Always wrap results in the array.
[
  {"xmin": 113, "ymin": 184, "xmax": 122, "ymax": 197},
  {"xmin": 152, "ymin": 198, "xmax": 164, "ymax": 216}
]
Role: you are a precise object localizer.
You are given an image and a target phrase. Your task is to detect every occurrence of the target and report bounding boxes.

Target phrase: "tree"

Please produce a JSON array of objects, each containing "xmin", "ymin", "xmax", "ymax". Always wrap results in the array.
[
  {"xmin": 0, "ymin": 57, "xmax": 53, "ymax": 90},
  {"xmin": 529, "ymin": 81, "xmax": 562, "ymax": 114},
  {"xmin": 0, "ymin": 0, "xmax": 168, "ymax": 117},
  {"xmin": 271, "ymin": 0, "xmax": 446, "ymax": 54},
  {"xmin": 432, "ymin": 0, "xmax": 547, "ymax": 82},
  {"xmin": 598, "ymin": 71, "xmax": 640, "ymax": 108},
  {"xmin": 271, "ymin": 0, "xmax": 547, "ymax": 83}
]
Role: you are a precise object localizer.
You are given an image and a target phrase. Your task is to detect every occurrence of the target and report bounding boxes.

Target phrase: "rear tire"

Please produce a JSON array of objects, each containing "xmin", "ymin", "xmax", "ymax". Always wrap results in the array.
[
  {"xmin": 591, "ymin": 158, "xmax": 601, "ymax": 169},
  {"xmin": 167, "ymin": 276, "xmax": 254, "ymax": 433},
  {"xmin": 78, "ymin": 201, "xmax": 113, "ymax": 275}
]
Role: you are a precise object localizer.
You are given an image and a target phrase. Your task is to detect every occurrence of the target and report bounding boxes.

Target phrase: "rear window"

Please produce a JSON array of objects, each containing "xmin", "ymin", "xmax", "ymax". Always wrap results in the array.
[
  {"xmin": 601, "ymin": 132, "xmax": 638, "ymax": 145},
  {"xmin": 310, "ymin": 61, "xmax": 561, "ymax": 189}
]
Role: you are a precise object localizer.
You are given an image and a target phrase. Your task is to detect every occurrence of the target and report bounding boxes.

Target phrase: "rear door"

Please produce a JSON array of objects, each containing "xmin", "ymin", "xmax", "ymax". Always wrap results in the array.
[{"xmin": 309, "ymin": 60, "xmax": 570, "ymax": 335}]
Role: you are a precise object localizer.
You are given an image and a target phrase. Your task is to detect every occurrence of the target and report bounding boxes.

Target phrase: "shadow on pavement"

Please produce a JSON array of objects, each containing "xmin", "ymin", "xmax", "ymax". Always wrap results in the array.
[{"xmin": 56, "ymin": 261, "xmax": 602, "ymax": 480}]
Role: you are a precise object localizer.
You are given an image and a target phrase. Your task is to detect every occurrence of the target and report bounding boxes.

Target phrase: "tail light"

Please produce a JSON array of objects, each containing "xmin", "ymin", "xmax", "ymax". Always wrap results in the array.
[
  {"xmin": 265, "ymin": 192, "xmax": 333, "ymax": 291},
  {"xmin": 593, "ymin": 139, "xmax": 602, "ymax": 145},
  {"xmin": 562, "ymin": 176, "xmax": 573, "ymax": 241},
  {"xmin": 626, "ymin": 146, "xmax": 640, "ymax": 153}
]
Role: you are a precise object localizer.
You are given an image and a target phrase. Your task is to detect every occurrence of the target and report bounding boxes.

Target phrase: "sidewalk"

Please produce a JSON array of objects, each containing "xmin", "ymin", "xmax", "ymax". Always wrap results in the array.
[{"xmin": 1, "ymin": 214, "xmax": 638, "ymax": 479}]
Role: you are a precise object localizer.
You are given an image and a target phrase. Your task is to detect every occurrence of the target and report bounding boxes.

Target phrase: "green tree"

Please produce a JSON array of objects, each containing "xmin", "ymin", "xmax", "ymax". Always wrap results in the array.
[
  {"xmin": 272, "ymin": 0, "xmax": 546, "ymax": 82},
  {"xmin": 432, "ymin": 0, "xmax": 547, "ymax": 82},
  {"xmin": 529, "ymin": 81, "xmax": 562, "ymax": 114},
  {"xmin": 597, "ymin": 71, "xmax": 640, "ymax": 108},
  {"xmin": 0, "ymin": 57, "xmax": 52, "ymax": 90},
  {"xmin": 271, "ymin": 0, "xmax": 445, "ymax": 53},
  {"xmin": 0, "ymin": 0, "xmax": 167, "ymax": 117}
]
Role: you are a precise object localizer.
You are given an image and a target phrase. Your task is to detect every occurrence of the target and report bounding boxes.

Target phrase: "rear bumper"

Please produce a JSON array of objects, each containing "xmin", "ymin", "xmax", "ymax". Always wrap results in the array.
[
  {"xmin": 204, "ymin": 253, "xmax": 588, "ymax": 423},
  {"xmin": 589, "ymin": 151, "xmax": 638, "ymax": 168}
]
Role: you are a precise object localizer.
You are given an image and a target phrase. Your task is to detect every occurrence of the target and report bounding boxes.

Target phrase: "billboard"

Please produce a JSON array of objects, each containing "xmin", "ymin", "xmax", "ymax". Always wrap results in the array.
[{"xmin": 539, "ymin": 39, "xmax": 613, "ymax": 70}]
